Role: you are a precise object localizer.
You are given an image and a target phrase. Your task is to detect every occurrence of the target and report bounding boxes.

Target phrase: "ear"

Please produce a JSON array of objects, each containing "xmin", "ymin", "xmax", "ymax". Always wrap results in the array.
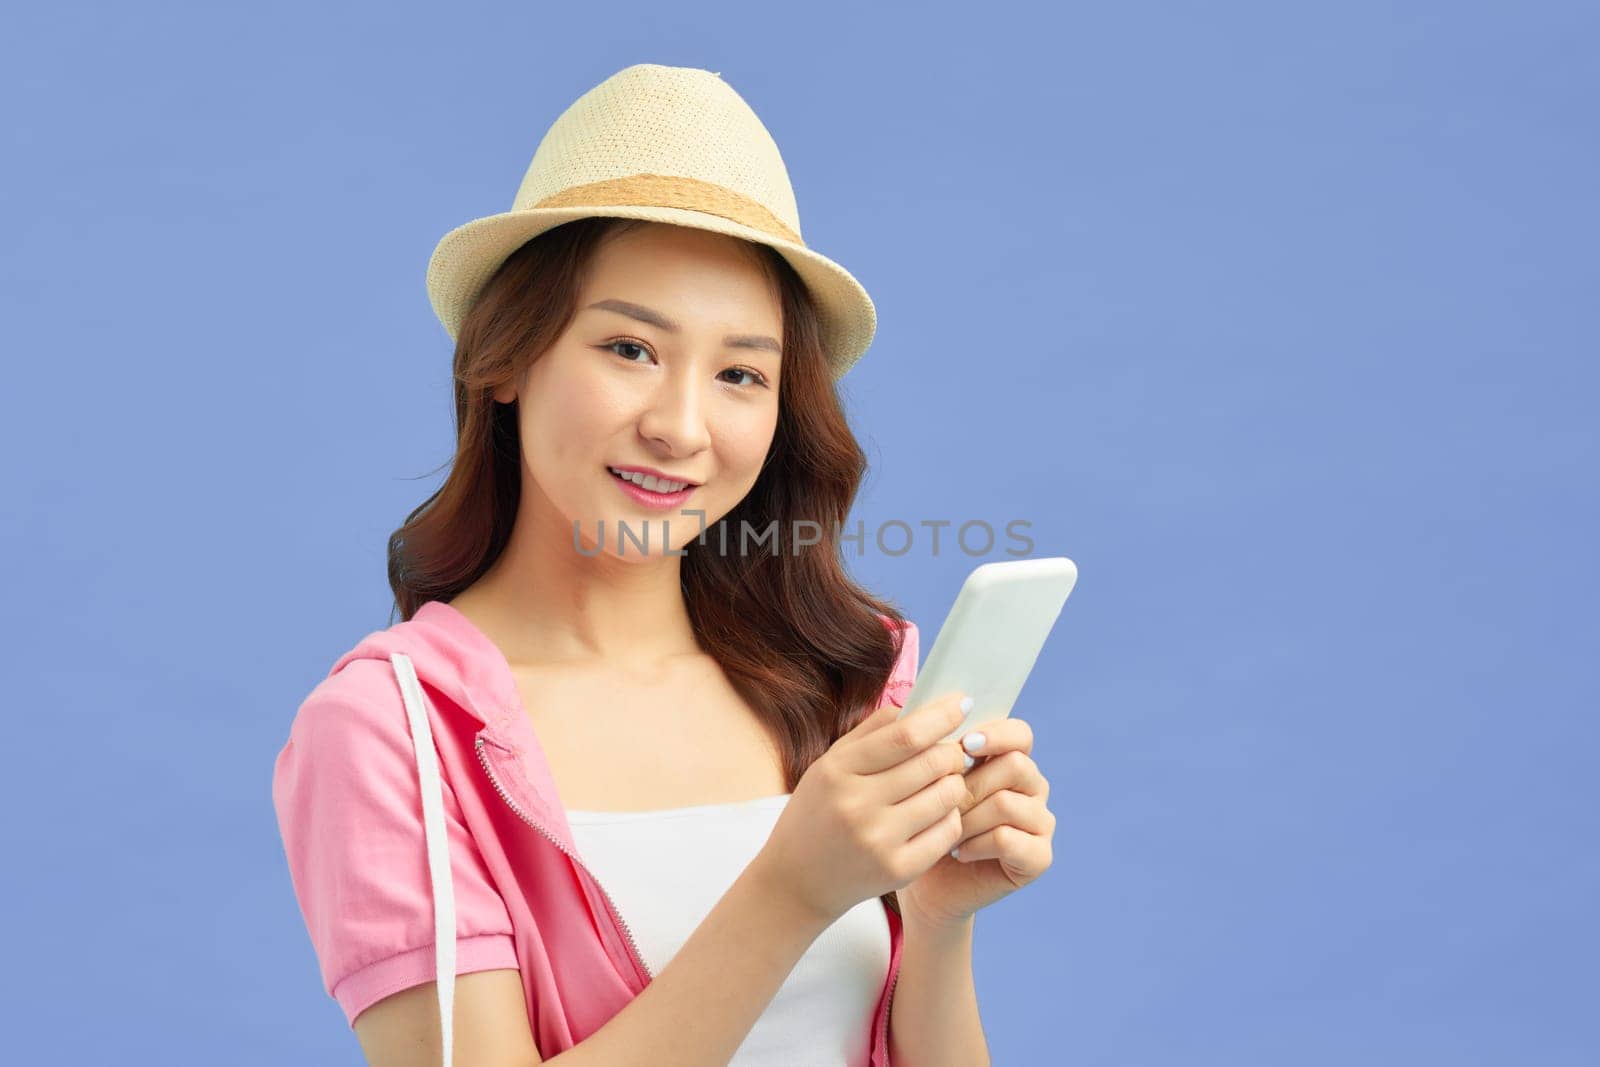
[{"xmin": 495, "ymin": 361, "xmax": 535, "ymax": 405}]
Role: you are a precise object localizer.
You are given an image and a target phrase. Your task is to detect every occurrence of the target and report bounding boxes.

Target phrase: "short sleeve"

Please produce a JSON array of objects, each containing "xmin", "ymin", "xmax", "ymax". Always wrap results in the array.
[
  {"xmin": 878, "ymin": 616, "xmax": 920, "ymax": 709},
  {"xmin": 270, "ymin": 666, "xmax": 519, "ymax": 1026}
]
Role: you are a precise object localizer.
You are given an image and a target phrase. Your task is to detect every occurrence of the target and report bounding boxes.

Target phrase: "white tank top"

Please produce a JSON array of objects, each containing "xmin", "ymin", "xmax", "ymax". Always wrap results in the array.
[{"xmin": 565, "ymin": 793, "xmax": 892, "ymax": 1066}]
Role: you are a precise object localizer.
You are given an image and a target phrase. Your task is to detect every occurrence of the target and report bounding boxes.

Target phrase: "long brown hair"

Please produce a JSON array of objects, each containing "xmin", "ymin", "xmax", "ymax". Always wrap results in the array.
[{"xmin": 387, "ymin": 217, "xmax": 912, "ymax": 915}]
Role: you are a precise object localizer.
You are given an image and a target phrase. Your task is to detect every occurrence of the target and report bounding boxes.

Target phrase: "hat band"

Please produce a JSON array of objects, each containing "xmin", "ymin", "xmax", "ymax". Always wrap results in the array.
[{"xmin": 530, "ymin": 173, "xmax": 802, "ymax": 246}]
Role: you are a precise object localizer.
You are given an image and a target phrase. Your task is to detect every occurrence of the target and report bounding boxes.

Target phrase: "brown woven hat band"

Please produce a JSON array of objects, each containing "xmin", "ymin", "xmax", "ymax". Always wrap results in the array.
[{"xmin": 530, "ymin": 173, "xmax": 803, "ymax": 246}]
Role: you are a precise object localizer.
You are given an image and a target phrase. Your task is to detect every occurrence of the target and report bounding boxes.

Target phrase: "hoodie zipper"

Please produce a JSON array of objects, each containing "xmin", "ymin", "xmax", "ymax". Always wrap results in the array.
[
  {"xmin": 474, "ymin": 735, "xmax": 654, "ymax": 986},
  {"xmin": 878, "ymin": 923, "xmax": 902, "ymax": 1064}
]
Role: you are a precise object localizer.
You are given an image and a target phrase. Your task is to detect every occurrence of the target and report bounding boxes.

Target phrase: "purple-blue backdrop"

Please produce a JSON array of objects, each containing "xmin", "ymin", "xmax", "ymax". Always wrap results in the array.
[{"xmin": 5, "ymin": 2, "xmax": 1595, "ymax": 1063}]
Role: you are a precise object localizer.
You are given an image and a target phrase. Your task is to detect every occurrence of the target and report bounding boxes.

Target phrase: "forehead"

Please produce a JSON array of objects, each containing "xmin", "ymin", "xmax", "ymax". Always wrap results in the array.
[{"xmin": 583, "ymin": 224, "xmax": 782, "ymax": 322}]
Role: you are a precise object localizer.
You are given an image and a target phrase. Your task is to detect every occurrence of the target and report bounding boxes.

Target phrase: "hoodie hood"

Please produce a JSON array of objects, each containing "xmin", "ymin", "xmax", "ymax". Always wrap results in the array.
[{"xmin": 329, "ymin": 599, "xmax": 516, "ymax": 734}]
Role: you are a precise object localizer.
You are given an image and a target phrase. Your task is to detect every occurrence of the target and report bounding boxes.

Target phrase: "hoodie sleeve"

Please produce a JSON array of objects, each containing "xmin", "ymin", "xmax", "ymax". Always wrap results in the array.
[
  {"xmin": 878, "ymin": 616, "xmax": 920, "ymax": 709},
  {"xmin": 271, "ymin": 670, "xmax": 519, "ymax": 1026}
]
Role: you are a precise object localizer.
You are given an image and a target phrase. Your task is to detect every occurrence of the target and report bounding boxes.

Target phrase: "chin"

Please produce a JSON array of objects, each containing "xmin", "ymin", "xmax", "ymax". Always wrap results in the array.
[{"xmin": 576, "ymin": 516, "xmax": 696, "ymax": 562}]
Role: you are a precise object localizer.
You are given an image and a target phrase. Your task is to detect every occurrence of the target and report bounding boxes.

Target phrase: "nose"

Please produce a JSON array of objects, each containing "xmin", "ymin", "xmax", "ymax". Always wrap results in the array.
[{"xmin": 636, "ymin": 364, "xmax": 712, "ymax": 458}]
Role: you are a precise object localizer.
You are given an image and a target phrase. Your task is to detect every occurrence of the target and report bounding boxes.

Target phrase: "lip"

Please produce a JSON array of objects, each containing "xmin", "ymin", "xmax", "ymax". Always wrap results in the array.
[
  {"xmin": 606, "ymin": 466, "xmax": 698, "ymax": 510},
  {"xmin": 608, "ymin": 464, "xmax": 702, "ymax": 486}
]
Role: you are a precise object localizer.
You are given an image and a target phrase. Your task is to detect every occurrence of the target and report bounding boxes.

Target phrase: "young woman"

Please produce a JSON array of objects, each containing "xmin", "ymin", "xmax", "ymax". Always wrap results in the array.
[{"xmin": 272, "ymin": 64, "xmax": 1056, "ymax": 1067}]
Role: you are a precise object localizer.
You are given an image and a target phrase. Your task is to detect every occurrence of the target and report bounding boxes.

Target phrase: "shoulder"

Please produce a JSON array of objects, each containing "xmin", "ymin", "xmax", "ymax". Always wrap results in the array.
[
  {"xmin": 877, "ymin": 614, "xmax": 920, "ymax": 707},
  {"xmin": 272, "ymin": 656, "xmax": 427, "ymax": 828},
  {"xmin": 283, "ymin": 655, "xmax": 409, "ymax": 751}
]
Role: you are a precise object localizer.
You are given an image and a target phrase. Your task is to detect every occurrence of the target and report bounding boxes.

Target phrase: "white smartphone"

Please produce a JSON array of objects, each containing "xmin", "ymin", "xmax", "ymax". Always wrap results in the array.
[{"xmin": 897, "ymin": 556, "xmax": 1079, "ymax": 742}]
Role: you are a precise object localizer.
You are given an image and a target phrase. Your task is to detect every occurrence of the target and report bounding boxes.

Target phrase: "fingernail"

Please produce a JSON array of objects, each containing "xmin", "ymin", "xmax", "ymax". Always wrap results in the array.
[
  {"xmin": 959, "ymin": 696, "xmax": 974, "ymax": 714},
  {"xmin": 962, "ymin": 731, "xmax": 986, "ymax": 754},
  {"xmin": 950, "ymin": 846, "xmax": 961, "ymax": 859},
  {"xmin": 962, "ymin": 754, "xmax": 976, "ymax": 771}
]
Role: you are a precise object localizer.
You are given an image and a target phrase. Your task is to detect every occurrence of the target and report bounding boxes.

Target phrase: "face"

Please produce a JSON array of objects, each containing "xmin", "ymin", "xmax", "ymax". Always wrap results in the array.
[{"xmin": 495, "ymin": 222, "xmax": 784, "ymax": 562}]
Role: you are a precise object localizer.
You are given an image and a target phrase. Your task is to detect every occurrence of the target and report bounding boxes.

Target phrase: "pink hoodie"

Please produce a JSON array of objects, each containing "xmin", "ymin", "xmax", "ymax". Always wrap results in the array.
[{"xmin": 271, "ymin": 599, "xmax": 921, "ymax": 1063}]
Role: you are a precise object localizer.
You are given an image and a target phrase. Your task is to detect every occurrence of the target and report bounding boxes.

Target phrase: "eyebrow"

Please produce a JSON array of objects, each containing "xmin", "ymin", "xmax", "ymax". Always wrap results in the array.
[{"xmin": 585, "ymin": 298, "xmax": 782, "ymax": 356}]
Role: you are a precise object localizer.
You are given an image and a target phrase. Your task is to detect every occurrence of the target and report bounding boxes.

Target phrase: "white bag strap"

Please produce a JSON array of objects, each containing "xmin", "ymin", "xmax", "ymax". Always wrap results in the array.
[{"xmin": 391, "ymin": 651, "xmax": 456, "ymax": 1067}]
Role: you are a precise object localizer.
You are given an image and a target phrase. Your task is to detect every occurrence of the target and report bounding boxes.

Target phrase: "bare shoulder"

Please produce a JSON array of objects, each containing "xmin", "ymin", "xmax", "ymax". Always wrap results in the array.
[{"xmin": 352, "ymin": 969, "xmax": 542, "ymax": 1066}]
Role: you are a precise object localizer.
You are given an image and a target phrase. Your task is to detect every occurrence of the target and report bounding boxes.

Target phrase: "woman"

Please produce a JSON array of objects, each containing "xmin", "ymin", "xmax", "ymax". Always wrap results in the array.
[{"xmin": 272, "ymin": 64, "xmax": 1056, "ymax": 1066}]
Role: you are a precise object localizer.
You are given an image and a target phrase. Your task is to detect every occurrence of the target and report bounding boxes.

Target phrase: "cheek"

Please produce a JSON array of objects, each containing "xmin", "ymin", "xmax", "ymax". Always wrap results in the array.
[
  {"xmin": 521, "ymin": 365, "xmax": 629, "ymax": 468},
  {"xmin": 719, "ymin": 408, "xmax": 779, "ymax": 483}
]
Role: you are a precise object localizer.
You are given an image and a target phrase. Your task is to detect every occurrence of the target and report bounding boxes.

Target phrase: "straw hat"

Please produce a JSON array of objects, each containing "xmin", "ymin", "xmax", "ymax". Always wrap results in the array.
[{"xmin": 425, "ymin": 63, "xmax": 878, "ymax": 380}]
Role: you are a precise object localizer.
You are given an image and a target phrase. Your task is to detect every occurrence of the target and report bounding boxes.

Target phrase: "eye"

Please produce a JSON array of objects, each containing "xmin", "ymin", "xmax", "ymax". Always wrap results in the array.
[
  {"xmin": 603, "ymin": 339, "xmax": 654, "ymax": 364},
  {"xmin": 721, "ymin": 367, "xmax": 770, "ymax": 389}
]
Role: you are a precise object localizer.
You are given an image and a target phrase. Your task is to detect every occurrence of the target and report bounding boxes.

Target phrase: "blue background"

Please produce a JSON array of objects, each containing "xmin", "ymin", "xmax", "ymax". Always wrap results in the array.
[{"xmin": 5, "ymin": 2, "xmax": 1596, "ymax": 1063}]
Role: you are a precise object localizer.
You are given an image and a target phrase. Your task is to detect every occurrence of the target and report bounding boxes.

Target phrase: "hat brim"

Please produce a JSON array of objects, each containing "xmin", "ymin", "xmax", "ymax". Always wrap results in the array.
[{"xmin": 425, "ymin": 205, "xmax": 877, "ymax": 380}]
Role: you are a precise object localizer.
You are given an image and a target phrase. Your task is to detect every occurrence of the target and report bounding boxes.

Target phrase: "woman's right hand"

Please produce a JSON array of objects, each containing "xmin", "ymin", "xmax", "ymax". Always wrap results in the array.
[{"xmin": 753, "ymin": 693, "xmax": 973, "ymax": 925}]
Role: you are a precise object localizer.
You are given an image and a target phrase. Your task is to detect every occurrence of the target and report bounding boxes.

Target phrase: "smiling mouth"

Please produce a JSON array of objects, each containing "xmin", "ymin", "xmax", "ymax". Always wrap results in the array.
[{"xmin": 606, "ymin": 467, "xmax": 699, "ymax": 494}]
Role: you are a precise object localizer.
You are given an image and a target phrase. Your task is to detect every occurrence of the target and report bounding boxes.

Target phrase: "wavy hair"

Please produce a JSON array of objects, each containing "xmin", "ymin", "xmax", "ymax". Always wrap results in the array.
[{"xmin": 387, "ymin": 216, "xmax": 912, "ymax": 915}]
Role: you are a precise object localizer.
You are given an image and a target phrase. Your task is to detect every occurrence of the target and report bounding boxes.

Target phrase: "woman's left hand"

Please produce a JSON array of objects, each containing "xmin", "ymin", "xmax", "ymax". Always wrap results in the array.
[{"xmin": 895, "ymin": 716, "xmax": 1055, "ymax": 930}]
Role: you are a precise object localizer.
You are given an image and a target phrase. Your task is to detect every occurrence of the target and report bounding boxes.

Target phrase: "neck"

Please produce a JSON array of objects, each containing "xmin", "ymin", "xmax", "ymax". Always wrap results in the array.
[{"xmin": 453, "ymin": 481, "xmax": 703, "ymax": 670}]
